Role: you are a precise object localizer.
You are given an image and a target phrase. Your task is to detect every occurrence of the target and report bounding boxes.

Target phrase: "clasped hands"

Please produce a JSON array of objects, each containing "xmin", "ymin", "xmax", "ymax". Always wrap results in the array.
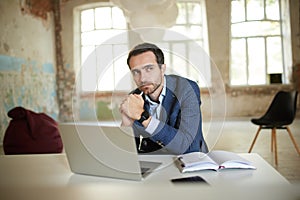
[{"xmin": 119, "ymin": 94, "xmax": 144, "ymax": 126}]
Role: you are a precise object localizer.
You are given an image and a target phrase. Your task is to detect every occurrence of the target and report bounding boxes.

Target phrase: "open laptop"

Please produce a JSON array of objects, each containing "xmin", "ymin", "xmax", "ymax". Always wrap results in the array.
[{"xmin": 59, "ymin": 123, "xmax": 161, "ymax": 181}]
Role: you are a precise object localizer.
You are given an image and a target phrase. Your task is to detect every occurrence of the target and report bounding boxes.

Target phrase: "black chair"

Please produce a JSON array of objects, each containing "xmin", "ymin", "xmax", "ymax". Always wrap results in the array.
[{"xmin": 248, "ymin": 90, "xmax": 300, "ymax": 165}]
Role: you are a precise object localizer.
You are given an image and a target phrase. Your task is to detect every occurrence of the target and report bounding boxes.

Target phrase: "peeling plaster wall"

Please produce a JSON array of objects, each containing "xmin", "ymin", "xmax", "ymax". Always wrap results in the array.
[{"xmin": 0, "ymin": 0, "xmax": 58, "ymax": 142}]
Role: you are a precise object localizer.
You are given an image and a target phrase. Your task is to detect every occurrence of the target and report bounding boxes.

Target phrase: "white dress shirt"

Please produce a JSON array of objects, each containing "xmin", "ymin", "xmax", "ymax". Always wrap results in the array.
[{"xmin": 144, "ymin": 76, "xmax": 166, "ymax": 134}]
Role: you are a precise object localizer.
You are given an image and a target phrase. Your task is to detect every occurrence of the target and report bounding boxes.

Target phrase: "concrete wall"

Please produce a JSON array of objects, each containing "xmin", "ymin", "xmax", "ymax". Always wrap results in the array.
[{"xmin": 0, "ymin": 0, "xmax": 58, "ymax": 142}]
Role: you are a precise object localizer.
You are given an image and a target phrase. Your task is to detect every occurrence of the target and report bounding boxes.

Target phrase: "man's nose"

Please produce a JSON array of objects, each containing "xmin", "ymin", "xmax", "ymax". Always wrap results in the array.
[{"xmin": 140, "ymin": 70, "xmax": 148, "ymax": 82}]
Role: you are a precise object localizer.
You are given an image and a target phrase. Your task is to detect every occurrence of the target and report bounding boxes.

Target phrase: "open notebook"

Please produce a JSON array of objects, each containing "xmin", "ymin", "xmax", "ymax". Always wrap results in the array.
[{"xmin": 59, "ymin": 123, "xmax": 161, "ymax": 181}]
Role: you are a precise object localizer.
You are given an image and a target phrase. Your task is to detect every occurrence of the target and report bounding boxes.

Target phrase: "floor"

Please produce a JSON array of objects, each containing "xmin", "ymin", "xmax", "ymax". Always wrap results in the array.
[
  {"xmin": 0, "ymin": 118, "xmax": 299, "ymax": 183},
  {"xmin": 204, "ymin": 117, "xmax": 300, "ymax": 184}
]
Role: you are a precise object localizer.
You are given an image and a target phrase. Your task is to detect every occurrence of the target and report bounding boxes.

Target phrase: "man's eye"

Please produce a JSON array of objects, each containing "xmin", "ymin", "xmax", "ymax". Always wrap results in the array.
[
  {"xmin": 145, "ymin": 66, "xmax": 154, "ymax": 71},
  {"xmin": 131, "ymin": 70, "xmax": 140, "ymax": 76}
]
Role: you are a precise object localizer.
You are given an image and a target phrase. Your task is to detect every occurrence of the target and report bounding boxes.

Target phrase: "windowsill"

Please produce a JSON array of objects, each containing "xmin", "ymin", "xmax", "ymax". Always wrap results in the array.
[
  {"xmin": 225, "ymin": 83, "xmax": 294, "ymax": 95},
  {"xmin": 227, "ymin": 83, "xmax": 293, "ymax": 89},
  {"xmin": 80, "ymin": 91, "xmax": 128, "ymax": 99},
  {"xmin": 78, "ymin": 83, "xmax": 294, "ymax": 98}
]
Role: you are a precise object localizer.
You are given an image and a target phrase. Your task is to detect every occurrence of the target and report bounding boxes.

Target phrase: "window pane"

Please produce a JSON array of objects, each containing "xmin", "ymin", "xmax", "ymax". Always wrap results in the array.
[
  {"xmin": 97, "ymin": 45, "xmax": 113, "ymax": 91},
  {"xmin": 82, "ymin": 30, "xmax": 126, "ymax": 46},
  {"xmin": 231, "ymin": 0, "xmax": 245, "ymax": 23},
  {"xmin": 190, "ymin": 25, "xmax": 203, "ymax": 39},
  {"xmin": 81, "ymin": 45, "xmax": 95, "ymax": 65},
  {"xmin": 172, "ymin": 43, "xmax": 188, "ymax": 77},
  {"xmin": 81, "ymin": 9, "xmax": 94, "ymax": 32},
  {"xmin": 176, "ymin": 3, "xmax": 187, "ymax": 24},
  {"xmin": 267, "ymin": 37, "xmax": 283, "ymax": 74},
  {"xmin": 81, "ymin": 51, "xmax": 97, "ymax": 91},
  {"xmin": 80, "ymin": 1, "xmax": 210, "ymax": 92},
  {"xmin": 266, "ymin": 0, "xmax": 279, "ymax": 20},
  {"xmin": 112, "ymin": 7, "xmax": 127, "ymax": 29},
  {"xmin": 230, "ymin": 0, "xmax": 286, "ymax": 86},
  {"xmin": 248, "ymin": 38, "xmax": 266, "ymax": 85},
  {"xmin": 167, "ymin": 26, "xmax": 191, "ymax": 41},
  {"xmin": 95, "ymin": 7, "xmax": 112, "ymax": 29},
  {"xmin": 195, "ymin": 40, "xmax": 204, "ymax": 49},
  {"xmin": 188, "ymin": 41, "xmax": 211, "ymax": 87},
  {"xmin": 98, "ymin": 64, "xmax": 113, "ymax": 91},
  {"xmin": 113, "ymin": 44, "xmax": 132, "ymax": 91},
  {"xmin": 95, "ymin": 44, "xmax": 131, "ymax": 91},
  {"xmin": 81, "ymin": 31, "xmax": 101, "ymax": 46},
  {"xmin": 168, "ymin": 25, "xmax": 202, "ymax": 40},
  {"xmin": 82, "ymin": 67, "xmax": 97, "ymax": 91},
  {"xmin": 230, "ymin": 39, "xmax": 247, "ymax": 85},
  {"xmin": 114, "ymin": 56, "xmax": 132, "ymax": 91},
  {"xmin": 247, "ymin": 0, "xmax": 264, "ymax": 20},
  {"xmin": 187, "ymin": 3, "xmax": 202, "ymax": 24},
  {"xmin": 162, "ymin": 50, "xmax": 172, "ymax": 74},
  {"xmin": 231, "ymin": 21, "xmax": 280, "ymax": 37}
]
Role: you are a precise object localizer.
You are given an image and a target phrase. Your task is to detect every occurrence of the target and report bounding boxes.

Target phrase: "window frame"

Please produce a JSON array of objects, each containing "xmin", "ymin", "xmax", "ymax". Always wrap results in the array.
[
  {"xmin": 75, "ymin": 0, "xmax": 211, "ymax": 95},
  {"xmin": 229, "ymin": 0, "xmax": 292, "ymax": 86}
]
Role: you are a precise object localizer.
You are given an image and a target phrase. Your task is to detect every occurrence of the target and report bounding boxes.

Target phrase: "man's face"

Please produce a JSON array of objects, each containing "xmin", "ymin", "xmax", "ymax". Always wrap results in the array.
[{"xmin": 129, "ymin": 51, "xmax": 166, "ymax": 96}]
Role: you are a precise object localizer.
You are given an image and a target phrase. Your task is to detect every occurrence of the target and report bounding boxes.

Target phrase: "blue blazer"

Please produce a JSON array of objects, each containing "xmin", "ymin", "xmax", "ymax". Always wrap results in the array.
[{"xmin": 133, "ymin": 75, "xmax": 208, "ymax": 154}]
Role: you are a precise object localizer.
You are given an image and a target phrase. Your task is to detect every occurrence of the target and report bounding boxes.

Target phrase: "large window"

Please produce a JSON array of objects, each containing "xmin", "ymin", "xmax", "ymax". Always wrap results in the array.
[
  {"xmin": 78, "ymin": 0, "xmax": 210, "ymax": 92},
  {"xmin": 230, "ymin": 0, "xmax": 291, "ymax": 86},
  {"xmin": 80, "ymin": 6, "xmax": 129, "ymax": 91},
  {"xmin": 157, "ymin": 1, "xmax": 210, "ymax": 87}
]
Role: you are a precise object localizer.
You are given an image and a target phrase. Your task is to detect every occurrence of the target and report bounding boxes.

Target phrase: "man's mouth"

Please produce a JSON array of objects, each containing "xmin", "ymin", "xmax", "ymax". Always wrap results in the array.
[
  {"xmin": 139, "ymin": 82, "xmax": 152, "ymax": 88},
  {"xmin": 140, "ymin": 85, "xmax": 150, "ymax": 90},
  {"xmin": 139, "ymin": 84, "xmax": 152, "ymax": 92}
]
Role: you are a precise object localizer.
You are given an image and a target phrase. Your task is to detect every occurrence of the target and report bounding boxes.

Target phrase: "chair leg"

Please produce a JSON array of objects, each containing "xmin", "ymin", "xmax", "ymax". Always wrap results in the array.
[
  {"xmin": 272, "ymin": 128, "xmax": 278, "ymax": 166},
  {"xmin": 271, "ymin": 130, "xmax": 274, "ymax": 152},
  {"xmin": 286, "ymin": 126, "xmax": 300, "ymax": 156},
  {"xmin": 248, "ymin": 126, "xmax": 262, "ymax": 153}
]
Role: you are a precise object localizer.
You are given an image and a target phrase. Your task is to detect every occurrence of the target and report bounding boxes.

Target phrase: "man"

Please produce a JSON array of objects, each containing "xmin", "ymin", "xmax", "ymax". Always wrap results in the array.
[{"xmin": 119, "ymin": 43, "xmax": 208, "ymax": 154}]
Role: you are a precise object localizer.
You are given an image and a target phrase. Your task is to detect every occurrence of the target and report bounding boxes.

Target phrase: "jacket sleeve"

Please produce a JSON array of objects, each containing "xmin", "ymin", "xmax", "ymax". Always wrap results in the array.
[
  {"xmin": 133, "ymin": 78, "xmax": 205, "ymax": 155},
  {"xmin": 152, "ymin": 80, "xmax": 204, "ymax": 154}
]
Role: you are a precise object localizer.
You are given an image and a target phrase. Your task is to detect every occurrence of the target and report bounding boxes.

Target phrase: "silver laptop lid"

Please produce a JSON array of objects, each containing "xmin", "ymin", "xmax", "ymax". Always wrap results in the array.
[{"xmin": 59, "ymin": 123, "xmax": 142, "ymax": 181}]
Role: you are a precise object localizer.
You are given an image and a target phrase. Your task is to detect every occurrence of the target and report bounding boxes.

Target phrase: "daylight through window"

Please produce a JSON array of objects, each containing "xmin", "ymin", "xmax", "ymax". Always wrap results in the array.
[
  {"xmin": 79, "ymin": 0, "xmax": 210, "ymax": 92},
  {"xmin": 230, "ymin": 0, "xmax": 290, "ymax": 86}
]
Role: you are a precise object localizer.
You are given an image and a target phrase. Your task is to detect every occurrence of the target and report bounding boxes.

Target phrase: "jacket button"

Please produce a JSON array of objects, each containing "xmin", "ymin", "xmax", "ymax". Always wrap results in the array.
[
  {"xmin": 142, "ymin": 140, "xmax": 147, "ymax": 146},
  {"xmin": 157, "ymin": 140, "xmax": 164, "ymax": 146}
]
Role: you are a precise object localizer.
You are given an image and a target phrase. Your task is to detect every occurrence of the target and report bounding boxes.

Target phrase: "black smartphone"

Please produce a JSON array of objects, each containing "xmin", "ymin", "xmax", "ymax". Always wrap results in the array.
[{"xmin": 171, "ymin": 176, "xmax": 208, "ymax": 184}]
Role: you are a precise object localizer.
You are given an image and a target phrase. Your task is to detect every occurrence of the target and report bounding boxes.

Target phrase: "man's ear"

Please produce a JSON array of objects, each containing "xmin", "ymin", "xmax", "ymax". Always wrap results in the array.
[{"xmin": 160, "ymin": 64, "xmax": 166, "ymax": 73}]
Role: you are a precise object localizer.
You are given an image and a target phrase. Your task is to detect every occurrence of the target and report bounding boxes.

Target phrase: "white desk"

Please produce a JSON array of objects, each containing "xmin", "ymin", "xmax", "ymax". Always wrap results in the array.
[{"xmin": 0, "ymin": 153, "xmax": 299, "ymax": 200}]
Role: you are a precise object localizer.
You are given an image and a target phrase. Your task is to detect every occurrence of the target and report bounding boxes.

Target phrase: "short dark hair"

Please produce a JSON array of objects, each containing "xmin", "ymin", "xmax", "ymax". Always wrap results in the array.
[{"xmin": 127, "ymin": 43, "xmax": 164, "ymax": 67}]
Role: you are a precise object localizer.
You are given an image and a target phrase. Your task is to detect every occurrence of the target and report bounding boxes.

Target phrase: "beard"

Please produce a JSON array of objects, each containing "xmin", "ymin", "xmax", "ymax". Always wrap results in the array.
[
  {"xmin": 139, "ymin": 83, "xmax": 161, "ymax": 95},
  {"xmin": 138, "ymin": 78, "xmax": 162, "ymax": 95}
]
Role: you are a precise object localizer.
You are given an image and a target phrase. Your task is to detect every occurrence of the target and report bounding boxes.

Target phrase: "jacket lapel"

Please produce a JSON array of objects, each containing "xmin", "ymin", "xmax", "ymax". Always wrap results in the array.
[{"xmin": 160, "ymin": 76, "xmax": 179, "ymax": 125}]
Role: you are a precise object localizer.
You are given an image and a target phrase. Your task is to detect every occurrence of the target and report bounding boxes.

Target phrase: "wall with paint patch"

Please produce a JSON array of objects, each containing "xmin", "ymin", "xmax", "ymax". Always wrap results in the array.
[{"xmin": 0, "ymin": 0, "xmax": 58, "ymax": 142}]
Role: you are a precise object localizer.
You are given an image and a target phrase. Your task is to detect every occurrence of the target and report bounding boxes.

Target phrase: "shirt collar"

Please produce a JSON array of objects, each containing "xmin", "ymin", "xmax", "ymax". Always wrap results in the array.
[{"xmin": 145, "ymin": 76, "xmax": 166, "ymax": 105}]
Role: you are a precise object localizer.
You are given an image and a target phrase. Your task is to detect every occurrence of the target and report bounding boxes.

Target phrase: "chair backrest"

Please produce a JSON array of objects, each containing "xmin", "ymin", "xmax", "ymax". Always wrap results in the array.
[{"xmin": 263, "ymin": 90, "xmax": 298, "ymax": 125}]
